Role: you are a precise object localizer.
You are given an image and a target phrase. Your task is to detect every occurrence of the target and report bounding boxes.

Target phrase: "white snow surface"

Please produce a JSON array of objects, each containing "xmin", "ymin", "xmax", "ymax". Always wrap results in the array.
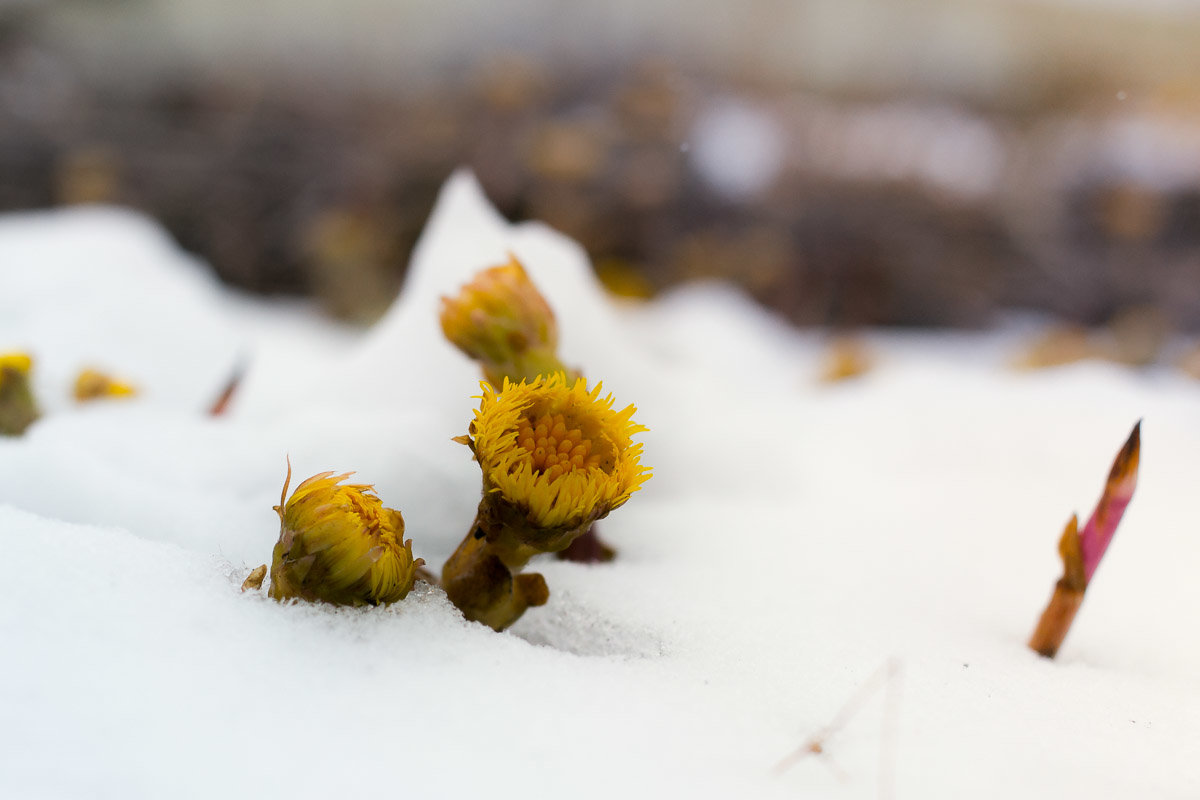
[{"xmin": 3, "ymin": 171, "xmax": 1199, "ymax": 799}]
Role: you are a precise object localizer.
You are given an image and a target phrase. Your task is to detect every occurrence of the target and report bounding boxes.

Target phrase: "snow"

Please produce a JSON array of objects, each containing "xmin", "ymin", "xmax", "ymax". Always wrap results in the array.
[
  {"xmin": 0, "ymin": 207, "xmax": 242, "ymax": 413},
  {"xmin": 3, "ymin": 171, "xmax": 1199, "ymax": 799}
]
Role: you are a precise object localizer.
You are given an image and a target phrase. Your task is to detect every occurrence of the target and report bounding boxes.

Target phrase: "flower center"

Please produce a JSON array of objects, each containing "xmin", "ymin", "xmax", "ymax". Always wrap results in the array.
[{"xmin": 516, "ymin": 411, "xmax": 607, "ymax": 481}]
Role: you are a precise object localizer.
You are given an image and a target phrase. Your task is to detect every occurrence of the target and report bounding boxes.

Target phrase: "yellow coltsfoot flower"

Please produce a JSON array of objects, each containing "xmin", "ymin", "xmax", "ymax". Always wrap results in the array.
[
  {"xmin": 269, "ymin": 465, "xmax": 423, "ymax": 607},
  {"xmin": 0, "ymin": 352, "xmax": 39, "ymax": 436},
  {"xmin": 73, "ymin": 368, "xmax": 138, "ymax": 402},
  {"xmin": 469, "ymin": 373, "xmax": 650, "ymax": 536},
  {"xmin": 443, "ymin": 372, "xmax": 650, "ymax": 630},
  {"xmin": 439, "ymin": 255, "xmax": 569, "ymax": 385}
]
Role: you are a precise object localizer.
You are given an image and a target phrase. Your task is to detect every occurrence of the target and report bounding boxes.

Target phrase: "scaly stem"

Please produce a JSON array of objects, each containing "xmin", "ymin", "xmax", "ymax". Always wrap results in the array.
[
  {"xmin": 1029, "ymin": 421, "xmax": 1141, "ymax": 659},
  {"xmin": 481, "ymin": 348, "xmax": 574, "ymax": 388},
  {"xmin": 443, "ymin": 499, "xmax": 591, "ymax": 630},
  {"xmin": 1028, "ymin": 516, "xmax": 1085, "ymax": 658}
]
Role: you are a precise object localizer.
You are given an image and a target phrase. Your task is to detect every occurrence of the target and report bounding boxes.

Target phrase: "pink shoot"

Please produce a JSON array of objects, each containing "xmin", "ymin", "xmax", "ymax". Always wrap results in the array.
[
  {"xmin": 1078, "ymin": 421, "xmax": 1140, "ymax": 582},
  {"xmin": 1029, "ymin": 420, "xmax": 1142, "ymax": 658}
]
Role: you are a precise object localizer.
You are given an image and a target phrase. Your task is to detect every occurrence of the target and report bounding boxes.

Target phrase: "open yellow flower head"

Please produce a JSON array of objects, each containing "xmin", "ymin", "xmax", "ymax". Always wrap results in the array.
[
  {"xmin": 269, "ymin": 466, "xmax": 422, "ymax": 606},
  {"xmin": 467, "ymin": 372, "xmax": 651, "ymax": 533},
  {"xmin": 440, "ymin": 256, "xmax": 562, "ymax": 383},
  {"xmin": 0, "ymin": 351, "xmax": 39, "ymax": 436},
  {"xmin": 74, "ymin": 368, "xmax": 138, "ymax": 402}
]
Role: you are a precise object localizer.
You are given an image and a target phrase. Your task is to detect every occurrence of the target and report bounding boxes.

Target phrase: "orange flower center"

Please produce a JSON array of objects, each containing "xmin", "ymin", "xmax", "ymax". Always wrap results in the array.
[{"xmin": 516, "ymin": 411, "xmax": 607, "ymax": 481}]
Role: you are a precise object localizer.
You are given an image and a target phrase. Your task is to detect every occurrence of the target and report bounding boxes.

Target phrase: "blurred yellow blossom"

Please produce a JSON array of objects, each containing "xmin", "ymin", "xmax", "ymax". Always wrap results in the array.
[
  {"xmin": 0, "ymin": 352, "xmax": 39, "ymax": 436},
  {"xmin": 74, "ymin": 368, "xmax": 138, "ymax": 402}
]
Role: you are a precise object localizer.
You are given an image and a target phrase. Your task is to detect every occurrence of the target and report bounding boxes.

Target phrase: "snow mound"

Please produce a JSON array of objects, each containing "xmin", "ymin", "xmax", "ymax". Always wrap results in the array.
[
  {"xmin": 0, "ymin": 206, "xmax": 241, "ymax": 411},
  {"xmin": 3, "ymin": 174, "xmax": 1199, "ymax": 799}
]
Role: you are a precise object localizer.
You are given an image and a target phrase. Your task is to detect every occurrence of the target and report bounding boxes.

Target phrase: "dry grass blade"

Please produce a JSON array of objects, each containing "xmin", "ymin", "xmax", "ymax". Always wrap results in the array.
[{"xmin": 774, "ymin": 658, "xmax": 903, "ymax": 800}]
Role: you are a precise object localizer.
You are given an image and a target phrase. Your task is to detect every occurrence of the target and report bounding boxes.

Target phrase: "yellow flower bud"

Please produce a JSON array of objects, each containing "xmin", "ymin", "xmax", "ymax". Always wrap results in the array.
[
  {"xmin": 439, "ymin": 256, "xmax": 565, "ymax": 384},
  {"xmin": 269, "ymin": 466, "xmax": 423, "ymax": 606},
  {"xmin": 0, "ymin": 352, "xmax": 39, "ymax": 436},
  {"xmin": 74, "ymin": 368, "xmax": 138, "ymax": 402}
]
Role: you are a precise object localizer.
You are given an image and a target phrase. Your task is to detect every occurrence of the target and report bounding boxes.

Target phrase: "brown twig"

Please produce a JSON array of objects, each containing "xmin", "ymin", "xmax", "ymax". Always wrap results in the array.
[
  {"xmin": 208, "ymin": 362, "xmax": 245, "ymax": 416},
  {"xmin": 1028, "ymin": 516, "xmax": 1085, "ymax": 658}
]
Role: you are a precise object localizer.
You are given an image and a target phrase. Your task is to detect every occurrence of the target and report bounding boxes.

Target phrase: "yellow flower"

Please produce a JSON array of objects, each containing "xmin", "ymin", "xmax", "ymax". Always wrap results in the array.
[
  {"xmin": 467, "ymin": 372, "xmax": 651, "ymax": 532},
  {"xmin": 269, "ymin": 466, "xmax": 422, "ymax": 606},
  {"xmin": 439, "ymin": 256, "xmax": 564, "ymax": 384},
  {"xmin": 0, "ymin": 352, "xmax": 39, "ymax": 436},
  {"xmin": 443, "ymin": 373, "xmax": 649, "ymax": 629},
  {"xmin": 74, "ymin": 368, "xmax": 138, "ymax": 402},
  {"xmin": 0, "ymin": 353, "xmax": 32, "ymax": 380}
]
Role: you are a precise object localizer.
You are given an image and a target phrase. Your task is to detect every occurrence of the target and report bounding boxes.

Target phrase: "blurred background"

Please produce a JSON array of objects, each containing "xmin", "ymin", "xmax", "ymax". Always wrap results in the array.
[{"xmin": 4, "ymin": 0, "xmax": 1200, "ymax": 333}]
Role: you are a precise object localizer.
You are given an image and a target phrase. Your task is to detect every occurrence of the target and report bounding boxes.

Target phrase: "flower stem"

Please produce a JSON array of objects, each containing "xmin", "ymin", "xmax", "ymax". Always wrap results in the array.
[{"xmin": 442, "ymin": 513, "xmax": 551, "ymax": 631}]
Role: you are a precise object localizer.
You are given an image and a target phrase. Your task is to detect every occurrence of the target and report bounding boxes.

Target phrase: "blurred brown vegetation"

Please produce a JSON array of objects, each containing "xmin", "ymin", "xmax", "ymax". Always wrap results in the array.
[{"xmin": 4, "ymin": 3, "xmax": 1200, "ymax": 329}]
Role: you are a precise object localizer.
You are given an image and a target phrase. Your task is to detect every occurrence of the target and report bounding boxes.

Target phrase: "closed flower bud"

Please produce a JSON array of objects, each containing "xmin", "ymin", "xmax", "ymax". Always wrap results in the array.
[
  {"xmin": 269, "ymin": 466, "xmax": 422, "ymax": 606},
  {"xmin": 74, "ymin": 368, "xmax": 138, "ymax": 402},
  {"xmin": 439, "ymin": 256, "xmax": 566, "ymax": 385},
  {"xmin": 0, "ymin": 352, "xmax": 39, "ymax": 436}
]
